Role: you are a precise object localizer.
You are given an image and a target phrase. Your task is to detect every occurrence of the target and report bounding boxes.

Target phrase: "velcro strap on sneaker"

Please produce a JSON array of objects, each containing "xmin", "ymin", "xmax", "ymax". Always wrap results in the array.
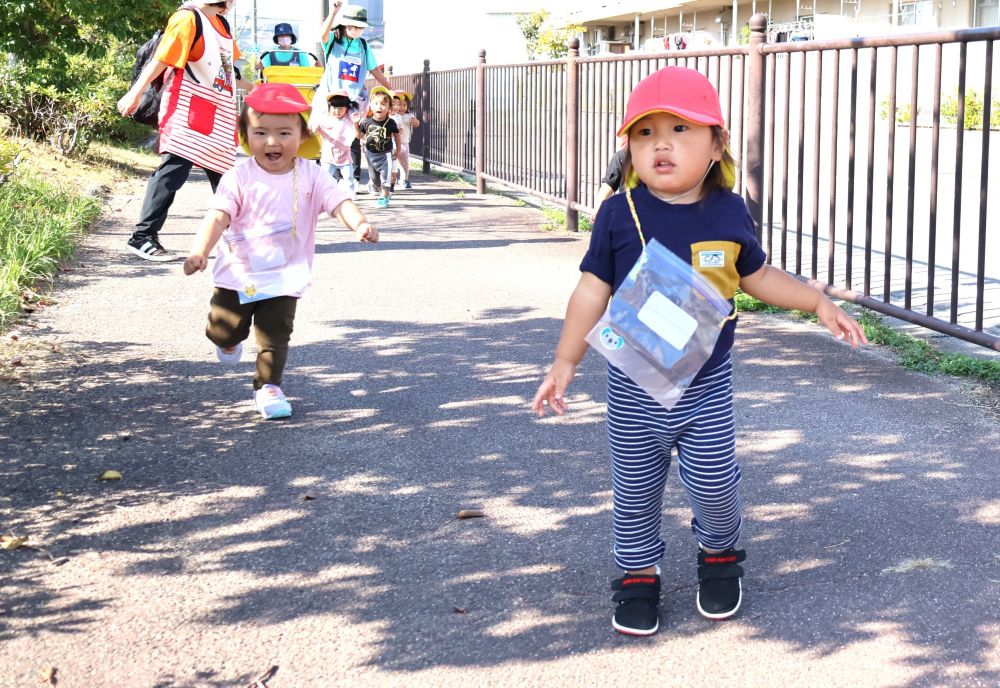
[
  {"xmin": 698, "ymin": 549, "xmax": 746, "ymax": 566},
  {"xmin": 698, "ymin": 563, "xmax": 744, "ymax": 580},
  {"xmin": 612, "ymin": 580, "xmax": 660, "ymax": 603}
]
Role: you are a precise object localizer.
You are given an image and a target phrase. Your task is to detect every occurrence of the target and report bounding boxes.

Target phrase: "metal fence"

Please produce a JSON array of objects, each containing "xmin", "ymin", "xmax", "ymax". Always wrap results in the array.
[{"xmin": 385, "ymin": 19, "xmax": 1000, "ymax": 351}]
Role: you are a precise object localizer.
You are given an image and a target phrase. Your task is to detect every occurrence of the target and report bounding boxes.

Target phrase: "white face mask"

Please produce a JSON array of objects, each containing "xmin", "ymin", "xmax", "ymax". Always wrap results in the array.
[{"xmin": 278, "ymin": 36, "xmax": 292, "ymax": 48}]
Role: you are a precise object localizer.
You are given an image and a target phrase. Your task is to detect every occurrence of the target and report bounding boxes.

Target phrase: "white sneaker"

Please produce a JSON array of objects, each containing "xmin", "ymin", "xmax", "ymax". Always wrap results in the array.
[
  {"xmin": 254, "ymin": 384, "xmax": 292, "ymax": 420},
  {"xmin": 216, "ymin": 342, "xmax": 243, "ymax": 363}
]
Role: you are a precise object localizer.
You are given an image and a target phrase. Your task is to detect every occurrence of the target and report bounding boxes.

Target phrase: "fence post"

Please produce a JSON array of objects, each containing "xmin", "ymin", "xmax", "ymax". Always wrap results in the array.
[
  {"xmin": 745, "ymin": 14, "xmax": 768, "ymax": 240},
  {"xmin": 476, "ymin": 49, "xmax": 487, "ymax": 194},
  {"xmin": 566, "ymin": 37, "xmax": 580, "ymax": 231},
  {"xmin": 422, "ymin": 59, "xmax": 431, "ymax": 174}
]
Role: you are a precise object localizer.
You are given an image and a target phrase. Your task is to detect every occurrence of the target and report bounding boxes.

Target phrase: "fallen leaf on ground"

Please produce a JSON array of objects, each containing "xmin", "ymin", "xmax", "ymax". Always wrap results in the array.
[
  {"xmin": 39, "ymin": 666, "xmax": 56, "ymax": 685},
  {"xmin": 98, "ymin": 470, "xmax": 122, "ymax": 481},
  {"xmin": 1, "ymin": 535, "xmax": 27, "ymax": 550},
  {"xmin": 457, "ymin": 509, "xmax": 485, "ymax": 519},
  {"xmin": 453, "ymin": 606, "xmax": 468, "ymax": 614},
  {"xmin": 10, "ymin": 357, "xmax": 23, "ymax": 367},
  {"xmin": 298, "ymin": 492, "xmax": 316, "ymax": 501}
]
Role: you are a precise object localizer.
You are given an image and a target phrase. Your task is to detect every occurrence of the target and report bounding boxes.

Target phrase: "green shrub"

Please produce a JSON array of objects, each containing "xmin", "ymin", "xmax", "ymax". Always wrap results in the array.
[
  {"xmin": 879, "ymin": 98, "xmax": 915, "ymax": 125},
  {"xmin": 940, "ymin": 89, "xmax": 1000, "ymax": 130},
  {"xmin": 0, "ymin": 36, "xmax": 149, "ymax": 155}
]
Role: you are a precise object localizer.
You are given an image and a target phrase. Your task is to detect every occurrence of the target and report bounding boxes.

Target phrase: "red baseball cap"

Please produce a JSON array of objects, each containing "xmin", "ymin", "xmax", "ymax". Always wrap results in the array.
[
  {"xmin": 617, "ymin": 66, "xmax": 725, "ymax": 136},
  {"xmin": 244, "ymin": 83, "xmax": 310, "ymax": 114}
]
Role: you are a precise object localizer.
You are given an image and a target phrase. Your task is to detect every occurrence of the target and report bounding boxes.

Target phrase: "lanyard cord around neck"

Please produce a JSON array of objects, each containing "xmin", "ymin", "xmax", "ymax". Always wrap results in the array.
[{"xmin": 624, "ymin": 186, "xmax": 738, "ymax": 322}]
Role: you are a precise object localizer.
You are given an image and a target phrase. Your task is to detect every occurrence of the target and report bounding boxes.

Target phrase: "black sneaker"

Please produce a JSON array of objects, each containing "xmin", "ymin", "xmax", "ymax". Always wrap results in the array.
[
  {"xmin": 696, "ymin": 548, "xmax": 745, "ymax": 620},
  {"xmin": 127, "ymin": 236, "xmax": 177, "ymax": 262},
  {"xmin": 611, "ymin": 571, "xmax": 660, "ymax": 636}
]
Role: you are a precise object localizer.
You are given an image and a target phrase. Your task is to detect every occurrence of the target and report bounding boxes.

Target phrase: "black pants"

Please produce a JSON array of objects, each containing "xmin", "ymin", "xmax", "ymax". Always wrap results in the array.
[
  {"xmin": 133, "ymin": 153, "xmax": 222, "ymax": 242},
  {"xmin": 351, "ymin": 138, "xmax": 361, "ymax": 183}
]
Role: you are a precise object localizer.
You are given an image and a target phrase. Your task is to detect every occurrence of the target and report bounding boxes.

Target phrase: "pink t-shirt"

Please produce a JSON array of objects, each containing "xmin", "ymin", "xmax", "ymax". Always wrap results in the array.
[
  {"xmin": 314, "ymin": 112, "xmax": 356, "ymax": 166},
  {"xmin": 210, "ymin": 157, "xmax": 348, "ymax": 301}
]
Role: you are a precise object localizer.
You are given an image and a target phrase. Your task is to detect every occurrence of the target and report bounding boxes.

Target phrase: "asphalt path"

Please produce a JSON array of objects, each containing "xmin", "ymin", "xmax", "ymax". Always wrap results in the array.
[{"xmin": 1, "ymin": 168, "xmax": 998, "ymax": 687}]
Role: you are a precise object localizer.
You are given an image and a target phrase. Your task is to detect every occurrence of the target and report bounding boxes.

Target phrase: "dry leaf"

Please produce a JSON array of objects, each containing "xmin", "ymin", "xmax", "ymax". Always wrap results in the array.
[
  {"xmin": 453, "ymin": 606, "xmax": 468, "ymax": 614},
  {"xmin": 10, "ymin": 357, "xmax": 23, "ymax": 367},
  {"xmin": 298, "ymin": 492, "xmax": 316, "ymax": 501},
  {"xmin": 40, "ymin": 666, "xmax": 56, "ymax": 685},
  {"xmin": 98, "ymin": 470, "xmax": 122, "ymax": 481},
  {"xmin": 1, "ymin": 535, "xmax": 27, "ymax": 550},
  {"xmin": 457, "ymin": 509, "xmax": 485, "ymax": 520}
]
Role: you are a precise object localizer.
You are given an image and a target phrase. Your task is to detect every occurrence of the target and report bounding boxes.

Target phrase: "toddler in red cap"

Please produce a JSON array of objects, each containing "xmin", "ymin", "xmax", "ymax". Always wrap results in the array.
[
  {"xmin": 531, "ymin": 67, "xmax": 866, "ymax": 636},
  {"xmin": 183, "ymin": 82, "xmax": 378, "ymax": 420}
]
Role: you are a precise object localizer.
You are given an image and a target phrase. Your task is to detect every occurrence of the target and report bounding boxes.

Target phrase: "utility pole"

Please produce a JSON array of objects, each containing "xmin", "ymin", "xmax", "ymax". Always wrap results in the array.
[{"xmin": 252, "ymin": 0, "xmax": 258, "ymax": 49}]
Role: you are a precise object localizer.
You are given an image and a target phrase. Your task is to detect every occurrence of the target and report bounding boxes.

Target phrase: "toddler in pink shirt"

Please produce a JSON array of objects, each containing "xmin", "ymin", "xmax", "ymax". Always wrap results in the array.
[
  {"xmin": 184, "ymin": 83, "xmax": 378, "ymax": 420},
  {"xmin": 312, "ymin": 89, "xmax": 359, "ymax": 196}
]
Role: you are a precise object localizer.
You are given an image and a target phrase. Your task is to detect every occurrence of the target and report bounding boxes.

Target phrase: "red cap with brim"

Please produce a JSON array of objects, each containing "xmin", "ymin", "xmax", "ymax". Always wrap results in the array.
[
  {"xmin": 244, "ymin": 83, "xmax": 310, "ymax": 114},
  {"xmin": 617, "ymin": 66, "xmax": 725, "ymax": 136}
]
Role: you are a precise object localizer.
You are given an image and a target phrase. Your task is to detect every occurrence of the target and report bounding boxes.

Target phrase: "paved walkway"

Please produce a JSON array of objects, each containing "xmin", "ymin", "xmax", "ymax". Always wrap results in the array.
[{"xmin": 1, "ymin": 167, "xmax": 998, "ymax": 687}]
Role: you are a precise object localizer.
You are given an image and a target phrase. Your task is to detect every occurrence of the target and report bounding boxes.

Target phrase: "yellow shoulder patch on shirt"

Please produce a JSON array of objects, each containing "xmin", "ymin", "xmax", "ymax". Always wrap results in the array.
[{"xmin": 691, "ymin": 240, "xmax": 741, "ymax": 298}]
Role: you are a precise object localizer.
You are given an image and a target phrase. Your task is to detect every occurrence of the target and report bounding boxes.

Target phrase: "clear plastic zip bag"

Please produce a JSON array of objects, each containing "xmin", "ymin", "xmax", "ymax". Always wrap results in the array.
[{"xmin": 585, "ymin": 238, "xmax": 734, "ymax": 410}]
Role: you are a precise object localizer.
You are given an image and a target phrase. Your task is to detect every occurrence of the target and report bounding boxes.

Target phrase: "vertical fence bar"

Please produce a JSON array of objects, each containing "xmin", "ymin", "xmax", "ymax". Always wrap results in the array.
[
  {"xmin": 827, "ymin": 49, "xmax": 840, "ymax": 286},
  {"xmin": 811, "ymin": 51, "xmax": 823, "ymax": 279},
  {"xmin": 864, "ymin": 48, "xmax": 877, "ymax": 295},
  {"xmin": 951, "ymin": 41, "xmax": 967, "ymax": 322},
  {"xmin": 781, "ymin": 52, "xmax": 791, "ymax": 271},
  {"xmin": 746, "ymin": 15, "xmax": 768, "ymax": 240},
  {"xmin": 884, "ymin": 46, "xmax": 898, "ymax": 303},
  {"xmin": 928, "ymin": 44, "xmax": 943, "ymax": 316},
  {"xmin": 422, "ymin": 59, "xmax": 431, "ymax": 172},
  {"xmin": 976, "ymin": 40, "xmax": 992, "ymax": 331},
  {"xmin": 846, "ymin": 48, "xmax": 858, "ymax": 290},
  {"xmin": 566, "ymin": 39, "xmax": 580, "ymax": 230},
  {"xmin": 904, "ymin": 45, "xmax": 919, "ymax": 309},
  {"xmin": 766, "ymin": 46, "xmax": 777, "ymax": 260},
  {"xmin": 796, "ymin": 51, "xmax": 806, "ymax": 275},
  {"xmin": 476, "ymin": 50, "xmax": 486, "ymax": 194}
]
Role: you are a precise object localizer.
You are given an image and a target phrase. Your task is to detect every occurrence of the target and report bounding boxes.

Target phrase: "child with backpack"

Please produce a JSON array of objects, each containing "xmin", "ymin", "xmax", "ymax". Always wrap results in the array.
[
  {"xmin": 182, "ymin": 83, "xmax": 378, "ymax": 420},
  {"xmin": 531, "ymin": 66, "xmax": 867, "ymax": 636},
  {"xmin": 315, "ymin": 2, "xmax": 393, "ymax": 189}
]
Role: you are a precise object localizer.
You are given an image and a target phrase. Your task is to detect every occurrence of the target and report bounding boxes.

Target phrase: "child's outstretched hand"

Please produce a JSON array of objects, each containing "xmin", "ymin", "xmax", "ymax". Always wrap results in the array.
[
  {"xmin": 183, "ymin": 254, "xmax": 209, "ymax": 275},
  {"xmin": 815, "ymin": 299, "xmax": 869, "ymax": 348},
  {"xmin": 531, "ymin": 358, "xmax": 577, "ymax": 417},
  {"xmin": 355, "ymin": 221, "xmax": 378, "ymax": 243}
]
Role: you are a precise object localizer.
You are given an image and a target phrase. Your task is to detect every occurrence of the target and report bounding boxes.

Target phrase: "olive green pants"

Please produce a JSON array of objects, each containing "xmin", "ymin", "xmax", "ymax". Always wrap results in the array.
[{"xmin": 205, "ymin": 288, "xmax": 297, "ymax": 390}]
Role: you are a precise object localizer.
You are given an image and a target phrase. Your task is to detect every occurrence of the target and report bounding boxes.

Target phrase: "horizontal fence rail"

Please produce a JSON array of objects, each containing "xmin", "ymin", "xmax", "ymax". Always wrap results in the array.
[{"xmin": 385, "ymin": 20, "xmax": 999, "ymax": 351}]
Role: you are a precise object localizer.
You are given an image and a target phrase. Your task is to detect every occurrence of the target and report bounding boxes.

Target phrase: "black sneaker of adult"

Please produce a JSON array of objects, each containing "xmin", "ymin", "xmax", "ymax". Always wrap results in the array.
[
  {"xmin": 696, "ymin": 548, "xmax": 746, "ymax": 620},
  {"xmin": 611, "ymin": 572, "xmax": 661, "ymax": 636},
  {"xmin": 126, "ymin": 236, "xmax": 177, "ymax": 262}
]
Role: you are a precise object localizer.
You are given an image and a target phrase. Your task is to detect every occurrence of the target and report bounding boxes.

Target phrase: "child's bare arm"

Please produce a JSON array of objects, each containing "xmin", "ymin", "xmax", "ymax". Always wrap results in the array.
[
  {"xmin": 320, "ymin": 0, "xmax": 343, "ymax": 43},
  {"xmin": 184, "ymin": 209, "xmax": 231, "ymax": 274},
  {"xmin": 740, "ymin": 265, "xmax": 868, "ymax": 347},
  {"xmin": 532, "ymin": 272, "xmax": 612, "ymax": 416},
  {"xmin": 409, "ymin": 114, "xmax": 420, "ymax": 128},
  {"xmin": 391, "ymin": 132, "xmax": 402, "ymax": 158},
  {"xmin": 334, "ymin": 200, "xmax": 378, "ymax": 243}
]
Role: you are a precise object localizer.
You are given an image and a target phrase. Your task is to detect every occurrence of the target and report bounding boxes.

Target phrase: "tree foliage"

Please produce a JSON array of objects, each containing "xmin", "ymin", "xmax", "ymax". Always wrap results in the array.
[
  {"xmin": 516, "ymin": 10, "xmax": 584, "ymax": 60},
  {"xmin": 0, "ymin": 0, "xmax": 173, "ymax": 65}
]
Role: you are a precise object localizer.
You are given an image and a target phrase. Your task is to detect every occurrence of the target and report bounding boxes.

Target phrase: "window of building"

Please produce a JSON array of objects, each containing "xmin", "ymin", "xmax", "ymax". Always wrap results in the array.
[
  {"xmin": 975, "ymin": 0, "xmax": 999, "ymax": 26},
  {"xmin": 899, "ymin": 0, "xmax": 934, "ymax": 25}
]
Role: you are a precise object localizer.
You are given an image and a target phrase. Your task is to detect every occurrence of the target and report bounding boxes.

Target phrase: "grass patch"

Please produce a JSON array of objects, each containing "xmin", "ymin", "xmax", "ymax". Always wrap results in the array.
[
  {"xmin": 0, "ymin": 172, "xmax": 100, "ymax": 327},
  {"xmin": 0, "ymin": 135, "xmax": 157, "ymax": 329},
  {"xmin": 738, "ymin": 289, "xmax": 1000, "ymax": 386},
  {"xmin": 858, "ymin": 311, "xmax": 1000, "ymax": 382},
  {"xmin": 539, "ymin": 205, "xmax": 593, "ymax": 232}
]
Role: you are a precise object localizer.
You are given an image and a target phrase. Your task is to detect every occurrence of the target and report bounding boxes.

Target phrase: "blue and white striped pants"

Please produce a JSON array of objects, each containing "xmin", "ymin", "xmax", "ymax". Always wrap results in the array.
[{"xmin": 607, "ymin": 356, "xmax": 742, "ymax": 571}]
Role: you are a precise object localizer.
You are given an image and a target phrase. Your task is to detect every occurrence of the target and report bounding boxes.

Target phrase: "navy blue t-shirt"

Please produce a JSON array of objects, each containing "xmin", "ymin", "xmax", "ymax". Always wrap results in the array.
[{"xmin": 581, "ymin": 184, "xmax": 767, "ymax": 378}]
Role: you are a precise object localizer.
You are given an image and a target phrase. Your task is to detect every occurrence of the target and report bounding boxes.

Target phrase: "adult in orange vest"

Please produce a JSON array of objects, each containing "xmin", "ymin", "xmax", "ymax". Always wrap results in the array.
[{"xmin": 118, "ymin": 0, "xmax": 254, "ymax": 261}]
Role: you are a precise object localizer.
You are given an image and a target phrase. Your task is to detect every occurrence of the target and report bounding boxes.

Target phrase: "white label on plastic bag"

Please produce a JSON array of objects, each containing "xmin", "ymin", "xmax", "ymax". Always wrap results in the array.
[{"xmin": 637, "ymin": 291, "xmax": 698, "ymax": 350}]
